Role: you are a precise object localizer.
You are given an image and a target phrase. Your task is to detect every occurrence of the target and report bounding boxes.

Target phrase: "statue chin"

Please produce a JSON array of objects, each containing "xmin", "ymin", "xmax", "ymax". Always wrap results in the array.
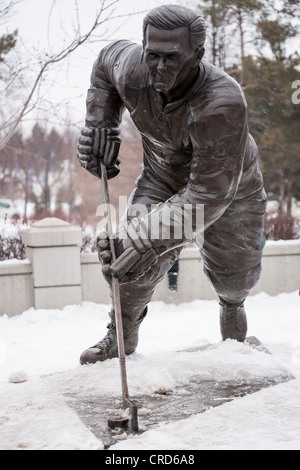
[
  {"xmin": 150, "ymin": 75, "xmax": 174, "ymax": 94},
  {"xmin": 152, "ymin": 81, "xmax": 169, "ymax": 93}
]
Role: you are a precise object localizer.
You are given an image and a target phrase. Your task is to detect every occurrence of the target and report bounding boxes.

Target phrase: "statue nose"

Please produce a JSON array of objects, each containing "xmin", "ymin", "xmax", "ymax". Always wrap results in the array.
[{"xmin": 157, "ymin": 57, "xmax": 166, "ymax": 71}]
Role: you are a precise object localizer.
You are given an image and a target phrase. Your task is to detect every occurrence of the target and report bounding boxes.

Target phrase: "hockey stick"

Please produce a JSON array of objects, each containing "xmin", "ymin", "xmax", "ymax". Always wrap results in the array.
[{"xmin": 100, "ymin": 161, "xmax": 139, "ymax": 433}]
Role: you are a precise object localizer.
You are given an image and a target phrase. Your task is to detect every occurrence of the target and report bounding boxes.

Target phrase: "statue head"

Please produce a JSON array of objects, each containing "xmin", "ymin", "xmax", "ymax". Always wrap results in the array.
[
  {"xmin": 142, "ymin": 5, "xmax": 206, "ymax": 102},
  {"xmin": 142, "ymin": 4, "xmax": 206, "ymax": 53}
]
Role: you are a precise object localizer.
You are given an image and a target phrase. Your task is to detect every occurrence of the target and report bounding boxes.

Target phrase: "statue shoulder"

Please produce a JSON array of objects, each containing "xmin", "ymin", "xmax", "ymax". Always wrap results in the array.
[
  {"xmin": 206, "ymin": 60, "xmax": 246, "ymax": 111},
  {"xmin": 98, "ymin": 40, "xmax": 140, "ymax": 61},
  {"xmin": 96, "ymin": 40, "xmax": 146, "ymax": 86},
  {"xmin": 189, "ymin": 61, "xmax": 247, "ymax": 128}
]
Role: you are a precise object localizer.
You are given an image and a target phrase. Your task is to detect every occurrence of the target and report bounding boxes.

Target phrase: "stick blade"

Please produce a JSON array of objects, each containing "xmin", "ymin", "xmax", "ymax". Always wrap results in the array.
[{"xmin": 123, "ymin": 397, "xmax": 139, "ymax": 433}]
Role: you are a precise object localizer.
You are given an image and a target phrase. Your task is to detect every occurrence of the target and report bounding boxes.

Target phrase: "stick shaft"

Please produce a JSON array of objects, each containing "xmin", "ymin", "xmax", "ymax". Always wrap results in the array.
[{"xmin": 100, "ymin": 163, "xmax": 129, "ymax": 400}]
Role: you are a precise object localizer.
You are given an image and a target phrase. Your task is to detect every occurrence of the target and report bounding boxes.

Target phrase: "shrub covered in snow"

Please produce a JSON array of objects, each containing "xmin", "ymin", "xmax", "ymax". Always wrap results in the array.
[
  {"xmin": 0, "ymin": 218, "xmax": 27, "ymax": 261},
  {"xmin": 80, "ymin": 225, "xmax": 98, "ymax": 253},
  {"xmin": 0, "ymin": 219, "xmax": 99, "ymax": 261},
  {"xmin": 264, "ymin": 211, "xmax": 300, "ymax": 241}
]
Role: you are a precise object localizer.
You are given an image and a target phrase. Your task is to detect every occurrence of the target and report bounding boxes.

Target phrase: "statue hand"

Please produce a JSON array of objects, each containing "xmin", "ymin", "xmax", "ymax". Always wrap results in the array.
[
  {"xmin": 97, "ymin": 231, "xmax": 113, "ymax": 285},
  {"xmin": 77, "ymin": 127, "xmax": 121, "ymax": 180},
  {"xmin": 111, "ymin": 218, "xmax": 161, "ymax": 283},
  {"xmin": 97, "ymin": 225, "xmax": 159, "ymax": 285},
  {"xmin": 110, "ymin": 246, "xmax": 158, "ymax": 284}
]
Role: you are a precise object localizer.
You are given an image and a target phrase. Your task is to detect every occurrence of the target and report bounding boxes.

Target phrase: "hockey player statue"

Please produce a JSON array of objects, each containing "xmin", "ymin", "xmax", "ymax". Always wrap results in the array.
[{"xmin": 77, "ymin": 5, "xmax": 267, "ymax": 365}]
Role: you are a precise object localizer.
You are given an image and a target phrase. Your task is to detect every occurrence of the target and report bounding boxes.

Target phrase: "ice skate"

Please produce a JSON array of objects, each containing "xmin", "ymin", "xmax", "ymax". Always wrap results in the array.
[{"xmin": 80, "ymin": 308, "xmax": 147, "ymax": 364}]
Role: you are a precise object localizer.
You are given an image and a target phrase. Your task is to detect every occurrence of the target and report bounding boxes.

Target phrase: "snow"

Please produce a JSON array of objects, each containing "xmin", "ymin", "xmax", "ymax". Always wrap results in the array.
[
  {"xmin": 9, "ymin": 371, "xmax": 29, "ymax": 384},
  {"xmin": 0, "ymin": 291, "xmax": 300, "ymax": 450},
  {"xmin": 266, "ymin": 239, "xmax": 300, "ymax": 246},
  {"xmin": 0, "ymin": 259, "xmax": 30, "ymax": 266}
]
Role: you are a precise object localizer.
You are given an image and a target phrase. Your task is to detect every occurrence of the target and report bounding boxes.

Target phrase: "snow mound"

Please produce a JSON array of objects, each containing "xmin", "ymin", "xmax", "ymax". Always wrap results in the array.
[
  {"xmin": 9, "ymin": 371, "xmax": 29, "ymax": 384},
  {"xmin": 45, "ymin": 340, "xmax": 288, "ymax": 398}
]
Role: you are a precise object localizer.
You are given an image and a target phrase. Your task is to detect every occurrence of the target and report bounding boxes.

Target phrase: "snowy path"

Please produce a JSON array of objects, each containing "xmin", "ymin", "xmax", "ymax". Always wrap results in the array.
[{"xmin": 0, "ymin": 291, "xmax": 299, "ymax": 450}]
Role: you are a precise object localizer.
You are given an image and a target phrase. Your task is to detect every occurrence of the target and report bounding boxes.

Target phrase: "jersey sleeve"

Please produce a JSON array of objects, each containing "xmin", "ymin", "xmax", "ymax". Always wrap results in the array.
[{"xmin": 84, "ymin": 41, "xmax": 129, "ymax": 129}]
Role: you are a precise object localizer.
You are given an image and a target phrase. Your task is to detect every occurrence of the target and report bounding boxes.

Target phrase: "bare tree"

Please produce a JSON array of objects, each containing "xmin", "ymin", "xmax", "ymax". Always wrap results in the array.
[
  {"xmin": 0, "ymin": 0, "xmax": 138, "ymax": 152},
  {"xmin": 0, "ymin": 0, "xmax": 21, "ymax": 22}
]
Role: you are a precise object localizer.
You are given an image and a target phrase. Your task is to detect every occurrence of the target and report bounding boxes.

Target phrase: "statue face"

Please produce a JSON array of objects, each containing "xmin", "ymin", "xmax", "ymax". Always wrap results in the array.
[{"xmin": 144, "ymin": 25, "xmax": 199, "ymax": 100}]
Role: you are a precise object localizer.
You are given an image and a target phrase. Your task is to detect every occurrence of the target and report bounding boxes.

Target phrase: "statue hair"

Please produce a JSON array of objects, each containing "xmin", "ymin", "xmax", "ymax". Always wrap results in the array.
[{"xmin": 142, "ymin": 4, "xmax": 206, "ymax": 51}]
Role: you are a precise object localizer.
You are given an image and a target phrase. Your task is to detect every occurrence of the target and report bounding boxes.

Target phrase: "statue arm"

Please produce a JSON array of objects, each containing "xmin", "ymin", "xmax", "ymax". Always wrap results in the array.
[
  {"xmin": 77, "ymin": 42, "xmax": 127, "ymax": 179},
  {"xmin": 85, "ymin": 44, "xmax": 126, "ymax": 129}
]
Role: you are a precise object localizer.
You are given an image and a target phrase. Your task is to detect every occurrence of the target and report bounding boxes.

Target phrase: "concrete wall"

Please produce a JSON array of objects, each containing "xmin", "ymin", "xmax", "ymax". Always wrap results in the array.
[
  {"xmin": 0, "ymin": 260, "xmax": 34, "ymax": 317},
  {"xmin": 81, "ymin": 252, "xmax": 111, "ymax": 305},
  {"xmin": 0, "ymin": 217, "xmax": 299, "ymax": 317},
  {"xmin": 22, "ymin": 217, "xmax": 82, "ymax": 310},
  {"xmin": 79, "ymin": 242, "xmax": 300, "ymax": 305},
  {"xmin": 252, "ymin": 242, "xmax": 300, "ymax": 296}
]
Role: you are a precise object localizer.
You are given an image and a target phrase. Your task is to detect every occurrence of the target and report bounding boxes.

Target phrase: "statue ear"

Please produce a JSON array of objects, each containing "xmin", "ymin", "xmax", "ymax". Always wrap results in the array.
[{"xmin": 195, "ymin": 46, "xmax": 205, "ymax": 63}]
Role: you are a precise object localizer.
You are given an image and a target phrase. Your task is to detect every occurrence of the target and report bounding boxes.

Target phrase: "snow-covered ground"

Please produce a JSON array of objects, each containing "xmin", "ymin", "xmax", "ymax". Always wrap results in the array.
[{"xmin": 0, "ymin": 291, "xmax": 300, "ymax": 450}]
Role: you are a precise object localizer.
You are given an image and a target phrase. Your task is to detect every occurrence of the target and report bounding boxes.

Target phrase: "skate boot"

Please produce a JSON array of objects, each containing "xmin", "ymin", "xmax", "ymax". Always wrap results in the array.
[
  {"xmin": 219, "ymin": 298, "xmax": 247, "ymax": 342},
  {"xmin": 80, "ymin": 308, "xmax": 147, "ymax": 365}
]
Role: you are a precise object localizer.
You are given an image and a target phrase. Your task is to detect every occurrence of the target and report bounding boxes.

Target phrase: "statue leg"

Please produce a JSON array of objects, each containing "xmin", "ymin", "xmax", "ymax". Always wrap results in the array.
[
  {"xmin": 80, "ymin": 171, "xmax": 182, "ymax": 364},
  {"xmin": 80, "ymin": 246, "xmax": 182, "ymax": 364},
  {"xmin": 197, "ymin": 190, "xmax": 267, "ymax": 341}
]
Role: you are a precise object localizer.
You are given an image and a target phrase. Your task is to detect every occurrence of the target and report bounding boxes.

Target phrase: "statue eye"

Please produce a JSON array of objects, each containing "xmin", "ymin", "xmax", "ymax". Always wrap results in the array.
[{"xmin": 147, "ymin": 52, "xmax": 159, "ymax": 60}]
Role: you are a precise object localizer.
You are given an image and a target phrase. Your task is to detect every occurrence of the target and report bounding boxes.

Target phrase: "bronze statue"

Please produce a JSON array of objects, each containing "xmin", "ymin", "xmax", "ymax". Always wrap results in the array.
[{"xmin": 77, "ymin": 5, "xmax": 267, "ymax": 364}]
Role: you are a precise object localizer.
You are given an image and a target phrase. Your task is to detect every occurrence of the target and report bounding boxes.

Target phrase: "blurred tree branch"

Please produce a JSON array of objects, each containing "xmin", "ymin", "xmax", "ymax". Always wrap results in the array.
[{"xmin": 0, "ymin": 0, "xmax": 137, "ymax": 151}]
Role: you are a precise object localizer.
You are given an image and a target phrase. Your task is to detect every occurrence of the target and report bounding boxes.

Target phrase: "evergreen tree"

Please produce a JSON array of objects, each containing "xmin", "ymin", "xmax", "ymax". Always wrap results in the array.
[
  {"xmin": 0, "ymin": 1, "xmax": 17, "ymax": 67},
  {"xmin": 199, "ymin": 0, "xmax": 300, "ymax": 213},
  {"xmin": 198, "ymin": 0, "xmax": 264, "ymax": 82},
  {"xmin": 0, "ymin": 30, "xmax": 17, "ymax": 63},
  {"xmin": 198, "ymin": 0, "xmax": 230, "ymax": 68},
  {"xmin": 242, "ymin": 14, "xmax": 300, "ymax": 213}
]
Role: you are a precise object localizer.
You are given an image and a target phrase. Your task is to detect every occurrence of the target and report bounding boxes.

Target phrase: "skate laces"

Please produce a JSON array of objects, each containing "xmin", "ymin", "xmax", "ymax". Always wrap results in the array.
[
  {"xmin": 94, "ymin": 323, "xmax": 117, "ymax": 350},
  {"xmin": 224, "ymin": 305, "xmax": 239, "ymax": 326},
  {"xmin": 107, "ymin": 322, "xmax": 115, "ymax": 331},
  {"xmin": 220, "ymin": 301, "xmax": 244, "ymax": 328}
]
